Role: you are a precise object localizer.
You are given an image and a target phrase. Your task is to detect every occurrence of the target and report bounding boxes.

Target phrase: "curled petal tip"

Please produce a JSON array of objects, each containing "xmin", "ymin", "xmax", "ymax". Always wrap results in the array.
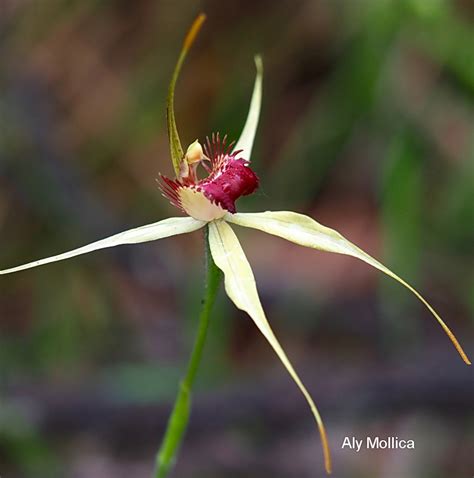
[
  {"xmin": 254, "ymin": 54, "xmax": 263, "ymax": 71},
  {"xmin": 320, "ymin": 425, "xmax": 332, "ymax": 474},
  {"xmin": 183, "ymin": 13, "xmax": 206, "ymax": 50}
]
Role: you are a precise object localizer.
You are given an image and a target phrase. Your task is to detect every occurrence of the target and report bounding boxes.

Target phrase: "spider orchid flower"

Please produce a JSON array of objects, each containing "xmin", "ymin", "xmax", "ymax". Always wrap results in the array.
[{"xmin": 1, "ymin": 14, "xmax": 470, "ymax": 475}]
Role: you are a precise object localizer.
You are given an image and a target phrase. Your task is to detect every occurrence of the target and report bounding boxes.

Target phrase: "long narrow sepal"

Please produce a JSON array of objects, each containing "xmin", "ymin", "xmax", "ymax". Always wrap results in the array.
[
  {"xmin": 227, "ymin": 211, "xmax": 471, "ymax": 365},
  {"xmin": 233, "ymin": 55, "xmax": 263, "ymax": 161},
  {"xmin": 0, "ymin": 217, "xmax": 205, "ymax": 275},
  {"xmin": 208, "ymin": 219, "xmax": 332, "ymax": 474},
  {"xmin": 167, "ymin": 13, "xmax": 206, "ymax": 176}
]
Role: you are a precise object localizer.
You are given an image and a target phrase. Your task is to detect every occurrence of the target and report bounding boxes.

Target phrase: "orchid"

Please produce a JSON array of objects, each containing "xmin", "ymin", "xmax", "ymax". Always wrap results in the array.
[{"xmin": 1, "ymin": 14, "xmax": 470, "ymax": 477}]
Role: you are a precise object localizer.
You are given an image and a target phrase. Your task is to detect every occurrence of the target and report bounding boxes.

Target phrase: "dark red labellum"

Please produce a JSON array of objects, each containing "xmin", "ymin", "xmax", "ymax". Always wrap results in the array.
[{"xmin": 200, "ymin": 158, "xmax": 259, "ymax": 213}]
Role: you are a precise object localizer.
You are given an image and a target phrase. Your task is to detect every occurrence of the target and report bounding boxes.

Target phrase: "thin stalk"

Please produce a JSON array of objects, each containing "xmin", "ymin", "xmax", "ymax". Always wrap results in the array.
[{"xmin": 154, "ymin": 226, "xmax": 222, "ymax": 478}]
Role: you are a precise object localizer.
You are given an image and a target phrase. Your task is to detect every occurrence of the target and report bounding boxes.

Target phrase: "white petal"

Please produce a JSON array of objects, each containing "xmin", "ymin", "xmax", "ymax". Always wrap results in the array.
[
  {"xmin": 208, "ymin": 219, "xmax": 332, "ymax": 473},
  {"xmin": 179, "ymin": 188, "xmax": 227, "ymax": 222},
  {"xmin": 233, "ymin": 55, "xmax": 263, "ymax": 161},
  {"xmin": 226, "ymin": 211, "xmax": 471, "ymax": 365},
  {"xmin": 0, "ymin": 216, "xmax": 205, "ymax": 275}
]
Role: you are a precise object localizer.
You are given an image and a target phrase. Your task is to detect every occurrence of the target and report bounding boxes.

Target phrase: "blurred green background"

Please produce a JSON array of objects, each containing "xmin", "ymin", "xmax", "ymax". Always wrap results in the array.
[{"xmin": 1, "ymin": 0, "xmax": 473, "ymax": 477}]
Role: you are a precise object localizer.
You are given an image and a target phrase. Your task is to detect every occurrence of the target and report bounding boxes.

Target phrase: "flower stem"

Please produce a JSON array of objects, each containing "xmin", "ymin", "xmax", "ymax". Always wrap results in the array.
[{"xmin": 154, "ymin": 226, "xmax": 222, "ymax": 478}]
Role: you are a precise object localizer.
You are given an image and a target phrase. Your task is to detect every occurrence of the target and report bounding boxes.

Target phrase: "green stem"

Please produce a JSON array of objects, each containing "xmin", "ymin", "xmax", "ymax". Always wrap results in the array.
[{"xmin": 154, "ymin": 226, "xmax": 222, "ymax": 478}]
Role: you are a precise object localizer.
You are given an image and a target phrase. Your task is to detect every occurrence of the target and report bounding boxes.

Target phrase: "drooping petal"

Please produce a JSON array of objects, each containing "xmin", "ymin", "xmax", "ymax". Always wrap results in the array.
[
  {"xmin": 233, "ymin": 55, "xmax": 263, "ymax": 161},
  {"xmin": 167, "ymin": 14, "xmax": 206, "ymax": 177},
  {"xmin": 0, "ymin": 217, "xmax": 205, "ymax": 275},
  {"xmin": 226, "ymin": 211, "xmax": 471, "ymax": 365},
  {"xmin": 208, "ymin": 220, "xmax": 332, "ymax": 474}
]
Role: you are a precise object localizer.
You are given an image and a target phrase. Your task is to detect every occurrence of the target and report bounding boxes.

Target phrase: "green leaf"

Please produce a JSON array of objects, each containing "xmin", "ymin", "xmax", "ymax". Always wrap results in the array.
[
  {"xmin": 167, "ymin": 14, "xmax": 206, "ymax": 176},
  {"xmin": 226, "ymin": 211, "xmax": 471, "ymax": 366},
  {"xmin": 208, "ymin": 219, "xmax": 332, "ymax": 474},
  {"xmin": 0, "ymin": 217, "xmax": 205, "ymax": 275},
  {"xmin": 233, "ymin": 55, "xmax": 263, "ymax": 161}
]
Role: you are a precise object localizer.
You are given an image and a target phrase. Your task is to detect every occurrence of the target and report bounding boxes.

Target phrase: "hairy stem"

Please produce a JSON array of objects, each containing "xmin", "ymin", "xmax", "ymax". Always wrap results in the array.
[{"xmin": 154, "ymin": 226, "xmax": 221, "ymax": 478}]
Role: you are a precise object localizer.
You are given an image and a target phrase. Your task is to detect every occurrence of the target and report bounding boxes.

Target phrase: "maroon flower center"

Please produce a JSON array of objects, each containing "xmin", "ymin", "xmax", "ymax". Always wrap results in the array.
[
  {"xmin": 200, "ymin": 158, "xmax": 258, "ymax": 213},
  {"xmin": 159, "ymin": 134, "xmax": 259, "ymax": 217}
]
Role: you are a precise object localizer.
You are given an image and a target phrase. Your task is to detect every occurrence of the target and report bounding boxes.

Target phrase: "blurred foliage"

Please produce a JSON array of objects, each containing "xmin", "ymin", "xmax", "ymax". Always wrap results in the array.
[{"xmin": 0, "ymin": 0, "xmax": 473, "ymax": 477}]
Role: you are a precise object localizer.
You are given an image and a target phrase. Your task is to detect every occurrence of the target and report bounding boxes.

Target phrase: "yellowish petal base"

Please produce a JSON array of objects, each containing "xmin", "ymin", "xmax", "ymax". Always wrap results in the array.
[{"xmin": 180, "ymin": 188, "xmax": 226, "ymax": 222}]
